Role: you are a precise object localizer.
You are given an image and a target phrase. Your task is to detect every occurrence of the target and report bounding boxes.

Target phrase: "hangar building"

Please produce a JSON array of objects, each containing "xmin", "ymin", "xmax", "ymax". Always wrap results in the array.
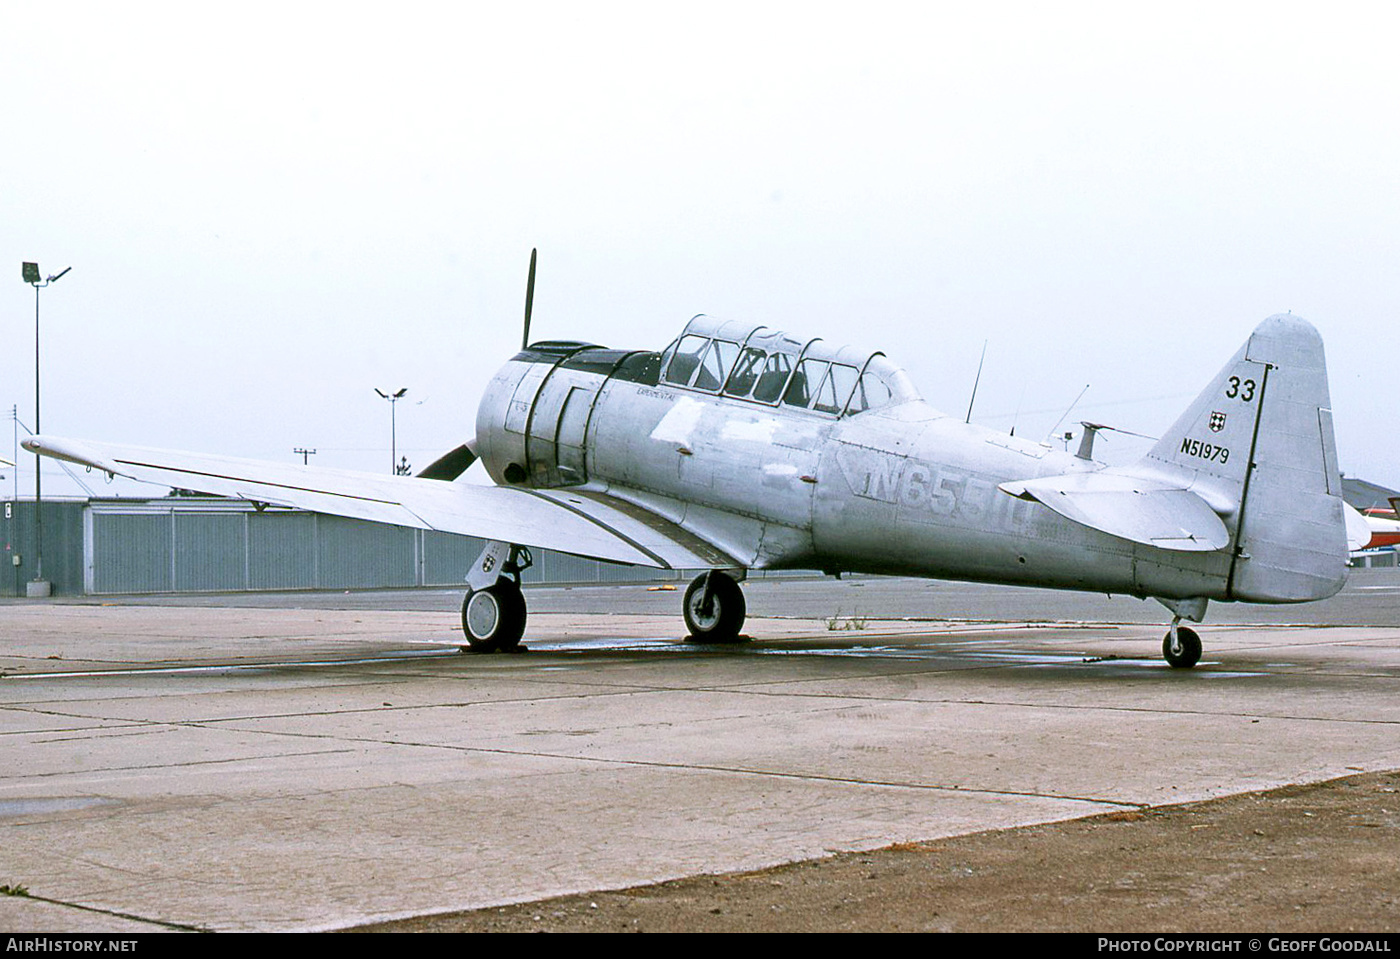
[{"xmin": 0, "ymin": 496, "xmax": 675, "ymax": 598}]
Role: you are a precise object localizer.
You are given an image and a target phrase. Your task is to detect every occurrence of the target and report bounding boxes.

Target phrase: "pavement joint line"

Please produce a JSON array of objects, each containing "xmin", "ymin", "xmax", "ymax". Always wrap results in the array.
[
  {"xmin": 1, "ymin": 675, "xmax": 462, "ymax": 703},
  {"xmin": 1, "ymin": 719, "xmax": 153, "ymax": 736},
  {"xmin": 7, "ymin": 727, "xmax": 1148, "ymax": 810},
  {"xmin": 2, "ymin": 747, "xmax": 360, "ymax": 782},
  {"xmin": 749, "ymin": 693, "xmax": 1400, "ymax": 726},
  {"xmin": 0, "ymin": 649, "xmax": 464, "ymax": 680},
  {"xmin": 102, "ymin": 720, "xmax": 1147, "ymax": 808},
  {"xmin": 7, "ymin": 669, "xmax": 1019, "ymax": 721},
  {"xmin": 14, "ymin": 677, "xmax": 1400, "ymax": 731},
  {"xmin": 6, "ymin": 685, "xmax": 769, "ymax": 725}
]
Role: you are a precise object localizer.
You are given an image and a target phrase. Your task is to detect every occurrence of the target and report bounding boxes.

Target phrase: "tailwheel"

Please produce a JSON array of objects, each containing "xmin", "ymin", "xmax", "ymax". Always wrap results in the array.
[
  {"xmin": 683, "ymin": 572, "xmax": 747, "ymax": 644},
  {"xmin": 1162, "ymin": 623, "xmax": 1202, "ymax": 669},
  {"xmin": 461, "ymin": 579, "xmax": 527, "ymax": 653}
]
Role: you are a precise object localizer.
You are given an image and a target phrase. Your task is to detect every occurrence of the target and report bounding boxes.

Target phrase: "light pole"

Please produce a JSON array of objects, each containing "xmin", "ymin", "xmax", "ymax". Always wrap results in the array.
[
  {"xmin": 21, "ymin": 262, "xmax": 70, "ymax": 598},
  {"xmin": 374, "ymin": 388, "xmax": 408, "ymax": 474}
]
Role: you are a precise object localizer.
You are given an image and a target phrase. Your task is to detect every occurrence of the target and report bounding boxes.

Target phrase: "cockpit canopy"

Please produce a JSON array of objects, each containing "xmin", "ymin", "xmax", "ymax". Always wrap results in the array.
[{"xmin": 659, "ymin": 315, "xmax": 919, "ymax": 417}]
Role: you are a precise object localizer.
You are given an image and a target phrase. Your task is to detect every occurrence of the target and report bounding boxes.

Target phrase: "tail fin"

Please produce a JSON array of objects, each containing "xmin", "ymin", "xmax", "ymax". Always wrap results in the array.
[{"xmin": 1141, "ymin": 314, "xmax": 1348, "ymax": 602}]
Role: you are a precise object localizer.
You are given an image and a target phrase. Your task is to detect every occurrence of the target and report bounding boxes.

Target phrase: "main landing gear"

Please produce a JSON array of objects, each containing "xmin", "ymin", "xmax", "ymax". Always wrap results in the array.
[
  {"xmin": 461, "ymin": 580, "xmax": 527, "ymax": 653},
  {"xmin": 460, "ymin": 542, "xmax": 532, "ymax": 653},
  {"xmin": 683, "ymin": 570, "xmax": 747, "ymax": 644},
  {"xmin": 459, "ymin": 544, "xmax": 750, "ymax": 652}
]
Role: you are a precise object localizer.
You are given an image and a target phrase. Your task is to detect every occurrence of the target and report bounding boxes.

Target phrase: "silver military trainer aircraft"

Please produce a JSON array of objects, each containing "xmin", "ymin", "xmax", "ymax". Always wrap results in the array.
[{"xmin": 27, "ymin": 303, "xmax": 1366, "ymax": 668}]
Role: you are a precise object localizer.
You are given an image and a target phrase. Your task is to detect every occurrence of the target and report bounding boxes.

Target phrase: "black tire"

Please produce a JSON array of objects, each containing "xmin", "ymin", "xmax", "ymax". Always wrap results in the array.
[
  {"xmin": 1162, "ymin": 625, "xmax": 1202, "ymax": 669},
  {"xmin": 683, "ymin": 573, "xmax": 746, "ymax": 643},
  {"xmin": 461, "ymin": 580, "xmax": 527, "ymax": 652}
]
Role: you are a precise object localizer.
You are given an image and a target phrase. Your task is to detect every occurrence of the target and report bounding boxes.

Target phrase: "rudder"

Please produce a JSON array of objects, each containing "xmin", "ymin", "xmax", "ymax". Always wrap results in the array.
[{"xmin": 1141, "ymin": 314, "xmax": 1348, "ymax": 603}]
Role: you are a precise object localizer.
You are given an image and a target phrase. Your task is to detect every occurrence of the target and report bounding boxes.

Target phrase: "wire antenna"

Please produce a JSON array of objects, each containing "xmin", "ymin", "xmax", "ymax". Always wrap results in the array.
[
  {"xmin": 1046, "ymin": 384, "xmax": 1090, "ymax": 443},
  {"xmin": 964, "ymin": 340, "xmax": 988, "ymax": 424}
]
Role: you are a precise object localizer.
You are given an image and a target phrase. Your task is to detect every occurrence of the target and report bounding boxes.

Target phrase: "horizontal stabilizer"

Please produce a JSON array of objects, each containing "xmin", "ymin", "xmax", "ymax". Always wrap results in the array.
[{"xmin": 1000, "ymin": 472, "xmax": 1229, "ymax": 552}]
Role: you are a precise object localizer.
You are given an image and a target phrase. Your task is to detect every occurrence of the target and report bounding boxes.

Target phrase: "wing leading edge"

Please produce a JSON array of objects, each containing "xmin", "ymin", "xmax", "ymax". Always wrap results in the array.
[{"xmin": 24, "ymin": 435, "xmax": 738, "ymax": 571}]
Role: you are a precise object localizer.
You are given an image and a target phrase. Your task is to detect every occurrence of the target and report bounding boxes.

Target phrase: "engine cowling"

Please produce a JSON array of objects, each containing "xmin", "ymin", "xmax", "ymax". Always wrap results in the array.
[{"xmin": 474, "ymin": 341, "xmax": 655, "ymax": 489}]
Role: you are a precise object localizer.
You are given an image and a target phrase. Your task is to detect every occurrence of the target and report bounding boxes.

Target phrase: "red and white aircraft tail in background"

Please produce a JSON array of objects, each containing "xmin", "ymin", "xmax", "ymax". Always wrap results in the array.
[{"xmin": 1357, "ymin": 498, "xmax": 1400, "ymax": 549}]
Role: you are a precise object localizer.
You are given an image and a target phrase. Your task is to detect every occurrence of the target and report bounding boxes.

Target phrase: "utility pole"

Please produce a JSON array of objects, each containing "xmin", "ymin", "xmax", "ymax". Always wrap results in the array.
[{"xmin": 294, "ymin": 448, "xmax": 317, "ymax": 465}]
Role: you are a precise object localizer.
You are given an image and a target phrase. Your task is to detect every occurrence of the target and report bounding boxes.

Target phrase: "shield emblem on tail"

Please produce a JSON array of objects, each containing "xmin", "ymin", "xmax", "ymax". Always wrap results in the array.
[{"xmin": 1208, "ymin": 411, "xmax": 1227, "ymax": 433}]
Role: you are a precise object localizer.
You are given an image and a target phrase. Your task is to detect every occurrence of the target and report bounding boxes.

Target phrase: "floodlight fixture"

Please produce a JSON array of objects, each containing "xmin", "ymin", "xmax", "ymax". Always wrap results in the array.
[{"xmin": 22, "ymin": 262, "xmax": 70, "ymax": 288}]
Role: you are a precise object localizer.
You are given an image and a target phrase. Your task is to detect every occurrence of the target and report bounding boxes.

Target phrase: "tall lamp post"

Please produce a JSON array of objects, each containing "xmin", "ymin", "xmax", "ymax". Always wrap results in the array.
[
  {"xmin": 374, "ymin": 388, "xmax": 408, "ymax": 474},
  {"xmin": 21, "ymin": 262, "xmax": 71, "ymax": 598}
]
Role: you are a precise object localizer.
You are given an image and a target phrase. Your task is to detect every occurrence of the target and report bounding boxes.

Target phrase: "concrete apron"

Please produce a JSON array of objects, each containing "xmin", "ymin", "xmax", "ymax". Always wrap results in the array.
[{"xmin": 2, "ymin": 604, "xmax": 1399, "ymax": 931}]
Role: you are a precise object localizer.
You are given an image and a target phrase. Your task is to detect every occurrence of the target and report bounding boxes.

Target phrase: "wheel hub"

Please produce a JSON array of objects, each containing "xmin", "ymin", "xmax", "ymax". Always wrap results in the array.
[
  {"xmin": 687, "ymin": 591, "xmax": 720, "ymax": 630},
  {"xmin": 466, "ymin": 591, "xmax": 502, "ymax": 638}
]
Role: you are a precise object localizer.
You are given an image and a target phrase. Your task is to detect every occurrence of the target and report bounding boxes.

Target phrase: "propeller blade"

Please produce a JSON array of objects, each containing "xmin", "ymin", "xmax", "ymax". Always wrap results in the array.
[
  {"xmin": 522, "ymin": 247, "xmax": 537, "ymax": 351},
  {"xmin": 416, "ymin": 442, "xmax": 478, "ymax": 482}
]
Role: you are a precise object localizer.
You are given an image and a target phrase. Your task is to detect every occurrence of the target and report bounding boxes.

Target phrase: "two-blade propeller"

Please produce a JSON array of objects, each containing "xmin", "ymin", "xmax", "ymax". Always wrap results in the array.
[{"xmin": 417, "ymin": 248, "xmax": 538, "ymax": 483}]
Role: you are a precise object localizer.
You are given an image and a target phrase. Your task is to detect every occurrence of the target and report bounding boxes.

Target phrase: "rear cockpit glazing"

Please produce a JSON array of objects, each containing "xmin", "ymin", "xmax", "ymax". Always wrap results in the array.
[{"xmin": 658, "ymin": 315, "xmax": 918, "ymax": 417}]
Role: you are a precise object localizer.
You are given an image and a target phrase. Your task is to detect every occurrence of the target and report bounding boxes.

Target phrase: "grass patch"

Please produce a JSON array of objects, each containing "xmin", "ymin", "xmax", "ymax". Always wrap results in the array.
[{"xmin": 825, "ymin": 609, "xmax": 868, "ymax": 631}]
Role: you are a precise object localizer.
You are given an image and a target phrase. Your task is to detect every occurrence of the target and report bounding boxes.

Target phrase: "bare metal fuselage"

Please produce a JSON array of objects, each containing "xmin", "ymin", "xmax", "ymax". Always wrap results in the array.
[{"xmin": 475, "ymin": 344, "xmax": 1292, "ymax": 605}]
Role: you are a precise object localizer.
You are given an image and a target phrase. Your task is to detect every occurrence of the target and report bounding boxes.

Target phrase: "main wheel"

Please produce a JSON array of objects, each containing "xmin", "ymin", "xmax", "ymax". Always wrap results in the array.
[
  {"xmin": 461, "ymin": 580, "xmax": 527, "ymax": 653},
  {"xmin": 683, "ymin": 573, "xmax": 746, "ymax": 644},
  {"xmin": 1162, "ymin": 625, "xmax": 1202, "ymax": 669}
]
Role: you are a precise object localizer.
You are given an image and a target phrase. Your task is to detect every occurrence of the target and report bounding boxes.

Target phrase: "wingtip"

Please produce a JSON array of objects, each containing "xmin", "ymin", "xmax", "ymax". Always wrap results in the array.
[{"xmin": 23, "ymin": 435, "xmax": 122, "ymax": 476}]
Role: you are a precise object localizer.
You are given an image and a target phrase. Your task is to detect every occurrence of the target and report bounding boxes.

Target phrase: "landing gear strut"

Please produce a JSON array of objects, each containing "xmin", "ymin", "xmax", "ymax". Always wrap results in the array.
[
  {"xmin": 1155, "ymin": 598, "xmax": 1207, "ymax": 669},
  {"xmin": 683, "ymin": 571, "xmax": 747, "ymax": 644},
  {"xmin": 1162, "ymin": 618, "xmax": 1202, "ymax": 669},
  {"xmin": 461, "ymin": 542, "xmax": 532, "ymax": 653}
]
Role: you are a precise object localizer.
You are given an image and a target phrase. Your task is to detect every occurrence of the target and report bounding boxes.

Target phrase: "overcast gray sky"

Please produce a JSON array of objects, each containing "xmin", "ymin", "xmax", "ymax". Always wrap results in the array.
[{"xmin": 4, "ymin": 2, "xmax": 1397, "ymax": 499}]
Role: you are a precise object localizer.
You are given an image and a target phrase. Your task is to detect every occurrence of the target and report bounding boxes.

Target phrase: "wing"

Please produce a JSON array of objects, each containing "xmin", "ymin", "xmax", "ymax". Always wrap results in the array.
[
  {"xmin": 999, "ymin": 471, "xmax": 1230, "ymax": 552},
  {"xmin": 24, "ymin": 435, "xmax": 738, "ymax": 570}
]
